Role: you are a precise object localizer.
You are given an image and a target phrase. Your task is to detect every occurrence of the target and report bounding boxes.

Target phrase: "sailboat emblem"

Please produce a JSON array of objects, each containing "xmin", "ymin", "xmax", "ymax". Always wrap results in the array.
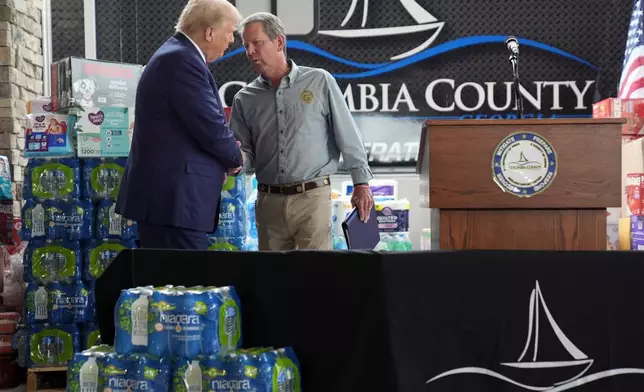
[
  {"xmin": 318, "ymin": 0, "xmax": 445, "ymax": 60},
  {"xmin": 426, "ymin": 280, "xmax": 644, "ymax": 391},
  {"xmin": 499, "ymin": 281, "xmax": 594, "ymax": 386}
]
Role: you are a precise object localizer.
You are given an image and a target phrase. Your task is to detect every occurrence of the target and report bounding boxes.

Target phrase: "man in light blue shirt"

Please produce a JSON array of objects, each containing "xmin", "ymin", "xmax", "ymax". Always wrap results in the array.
[{"xmin": 229, "ymin": 12, "xmax": 374, "ymax": 251}]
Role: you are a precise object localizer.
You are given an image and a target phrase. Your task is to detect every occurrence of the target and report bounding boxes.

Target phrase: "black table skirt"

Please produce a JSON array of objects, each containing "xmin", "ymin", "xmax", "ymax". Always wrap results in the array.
[{"xmin": 96, "ymin": 249, "xmax": 644, "ymax": 392}]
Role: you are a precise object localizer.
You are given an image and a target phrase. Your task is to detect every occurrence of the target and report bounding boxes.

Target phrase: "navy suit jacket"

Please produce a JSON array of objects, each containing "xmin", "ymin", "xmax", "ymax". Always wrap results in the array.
[{"xmin": 116, "ymin": 32, "xmax": 243, "ymax": 233}]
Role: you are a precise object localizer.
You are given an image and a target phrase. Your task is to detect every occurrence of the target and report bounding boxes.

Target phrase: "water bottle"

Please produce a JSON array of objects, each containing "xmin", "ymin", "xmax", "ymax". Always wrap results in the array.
[
  {"xmin": 79, "ymin": 356, "xmax": 99, "ymax": 392},
  {"xmin": 185, "ymin": 360, "xmax": 203, "ymax": 392}
]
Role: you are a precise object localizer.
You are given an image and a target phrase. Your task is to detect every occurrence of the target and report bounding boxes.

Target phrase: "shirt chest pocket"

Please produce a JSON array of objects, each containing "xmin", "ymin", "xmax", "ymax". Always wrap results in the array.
[{"xmin": 290, "ymin": 100, "xmax": 326, "ymax": 133}]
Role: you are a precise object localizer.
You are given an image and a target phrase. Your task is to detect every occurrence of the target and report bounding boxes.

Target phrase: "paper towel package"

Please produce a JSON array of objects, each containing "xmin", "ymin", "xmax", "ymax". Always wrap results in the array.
[
  {"xmin": 622, "ymin": 139, "xmax": 644, "ymax": 218},
  {"xmin": 626, "ymin": 173, "xmax": 643, "ymax": 216},
  {"xmin": 342, "ymin": 180, "xmax": 398, "ymax": 199},
  {"xmin": 332, "ymin": 197, "xmax": 353, "ymax": 237}
]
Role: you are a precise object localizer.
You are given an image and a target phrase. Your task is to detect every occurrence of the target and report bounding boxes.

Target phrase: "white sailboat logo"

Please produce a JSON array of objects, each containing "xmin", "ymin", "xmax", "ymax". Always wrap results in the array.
[
  {"xmin": 318, "ymin": 0, "xmax": 445, "ymax": 60},
  {"xmin": 427, "ymin": 280, "xmax": 644, "ymax": 391},
  {"xmin": 499, "ymin": 281, "xmax": 593, "ymax": 386}
]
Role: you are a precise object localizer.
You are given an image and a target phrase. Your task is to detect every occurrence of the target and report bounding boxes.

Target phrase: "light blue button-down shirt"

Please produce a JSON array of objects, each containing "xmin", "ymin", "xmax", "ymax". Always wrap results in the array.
[{"xmin": 229, "ymin": 61, "xmax": 373, "ymax": 186}]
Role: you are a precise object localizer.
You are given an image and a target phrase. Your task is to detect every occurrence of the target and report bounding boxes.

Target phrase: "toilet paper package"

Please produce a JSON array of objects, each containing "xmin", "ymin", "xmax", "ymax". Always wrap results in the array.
[
  {"xmin": 75, "ymin": 108, "xmax": 133, "ymax": 157},
  {"xmin": 375, "ymin": 199, "xmax": 411, "ymax": 233},
  {"xmin": 342, "ymin": 179, "xmax": 398, "ymax": 199},
  {"xmin": 331, "ymin": 197, "xmax": 353, "ymax": 237}
]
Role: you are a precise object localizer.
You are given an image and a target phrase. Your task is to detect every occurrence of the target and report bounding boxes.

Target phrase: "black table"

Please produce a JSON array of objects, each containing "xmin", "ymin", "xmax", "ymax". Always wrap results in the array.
[{"xmin": 96, "ymin": 249, "xmax": 644, "ymax": 392}]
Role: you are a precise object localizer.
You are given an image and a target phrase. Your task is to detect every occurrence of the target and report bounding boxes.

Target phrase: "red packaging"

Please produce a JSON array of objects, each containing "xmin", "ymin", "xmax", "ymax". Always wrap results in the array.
[
  {"xmin": 0, "ymin": 354, "xmax": 19, "ymax": 389},
  {"xmin": 626, "ymin": 173, "xmax": 644, "ymax": 216},
  {"xmin": 0, "ymin": 200, "xmax": 13, "ymax": 245},
  {"xmin": 0, "ymin": 312, "xmax": 20, "ymax": 334},
  {"xmin": 0, "ymin": 334, "xmax": 12, "ymax": 354},
  {"xmin": 592, "ymin": 98, "xmax": 644, "ymax": 143}
]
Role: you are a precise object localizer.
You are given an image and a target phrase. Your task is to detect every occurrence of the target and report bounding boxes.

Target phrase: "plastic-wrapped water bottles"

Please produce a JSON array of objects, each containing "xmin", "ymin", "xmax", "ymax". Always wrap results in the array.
[
  {"xmin": 376, "ymin": 233, "xmax": 413, "ymax": 252},
  {"xmin": 244, "ymin": 177, "xmax": 258, "ymax": 251}
]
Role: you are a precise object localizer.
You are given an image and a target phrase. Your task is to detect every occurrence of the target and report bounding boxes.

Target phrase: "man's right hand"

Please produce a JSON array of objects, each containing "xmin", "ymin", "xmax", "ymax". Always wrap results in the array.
[{"xmin": 227, "ymin": 141, "xmax": 245, "ymax": 175}]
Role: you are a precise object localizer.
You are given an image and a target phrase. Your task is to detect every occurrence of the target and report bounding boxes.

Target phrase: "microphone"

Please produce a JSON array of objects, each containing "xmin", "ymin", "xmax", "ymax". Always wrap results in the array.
[
  {"xmin": 505, "ymin": 36, "xmax": 519, "ymax": 55},
  {"xmin": 504, "ymin": 36, "xmax": 523, "ymax": 118}
]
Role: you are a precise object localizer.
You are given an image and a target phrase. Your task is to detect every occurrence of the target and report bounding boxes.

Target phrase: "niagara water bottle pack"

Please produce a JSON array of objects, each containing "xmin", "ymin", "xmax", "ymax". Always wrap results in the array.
[
  {"xmin": 208, "ymin": 174, "xmax": 250, "ymax": 251},
  {"xmin": 114, "ymin": 285, "xmax": 242, "ymax": 359},
  {"xmin": 66, "ymin": 344, "xmax": 301, "ymax": 392}
]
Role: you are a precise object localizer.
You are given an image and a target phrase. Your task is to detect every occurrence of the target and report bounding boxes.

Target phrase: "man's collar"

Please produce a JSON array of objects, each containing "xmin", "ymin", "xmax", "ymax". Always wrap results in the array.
[
  {"xmin": 176, "ymin": 31, "xmax": 206, "ymax": 63},
  {"xmin": 259, "ymin": 59, "xmax": 299, "ymax": 88}
]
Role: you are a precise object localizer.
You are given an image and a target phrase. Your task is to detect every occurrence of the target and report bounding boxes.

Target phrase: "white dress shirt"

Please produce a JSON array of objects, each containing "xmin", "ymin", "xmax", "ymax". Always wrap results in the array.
[{"xmin": 180, "ymin": 31, "xmax": 206, "ymax": 63}]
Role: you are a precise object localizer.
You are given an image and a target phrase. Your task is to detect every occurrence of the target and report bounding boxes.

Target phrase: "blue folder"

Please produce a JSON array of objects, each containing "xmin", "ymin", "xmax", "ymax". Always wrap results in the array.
[{"xmin": 341, "ymin": 204, "xmax": 381, "ymax": 250}]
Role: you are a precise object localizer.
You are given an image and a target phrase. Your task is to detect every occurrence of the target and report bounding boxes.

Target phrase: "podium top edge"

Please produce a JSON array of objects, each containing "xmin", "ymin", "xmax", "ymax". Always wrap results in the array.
[{"xmin": 423, "ymin": 118, "xmax": 627, "ymax": 126}]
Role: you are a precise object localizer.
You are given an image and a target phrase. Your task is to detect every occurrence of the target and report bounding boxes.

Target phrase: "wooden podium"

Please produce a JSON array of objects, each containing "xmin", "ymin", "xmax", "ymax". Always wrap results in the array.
[{"xmin": 417, "ymin": 118, "xmax": 624, "ymax": 250}]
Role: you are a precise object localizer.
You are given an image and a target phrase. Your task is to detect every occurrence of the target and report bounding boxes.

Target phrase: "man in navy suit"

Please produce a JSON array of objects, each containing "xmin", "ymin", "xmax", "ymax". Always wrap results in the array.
[{"xmin": 116, "ymin": 0, "xmax": 245, "ymax": 250}]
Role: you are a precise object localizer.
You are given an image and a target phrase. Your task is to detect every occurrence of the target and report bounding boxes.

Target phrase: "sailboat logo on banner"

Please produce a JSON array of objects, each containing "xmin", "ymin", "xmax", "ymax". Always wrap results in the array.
[
  {"xmin": 426, "ymin": 281, "xmax": 644, "ymax": 391},
  {"xmin": 318, "ymin": 0, "xmax": 445, "ymax": 60}
]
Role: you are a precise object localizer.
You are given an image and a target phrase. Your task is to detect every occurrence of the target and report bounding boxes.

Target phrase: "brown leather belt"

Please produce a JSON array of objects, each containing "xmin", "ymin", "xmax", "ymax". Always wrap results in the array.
[{"xmin": 258, "ymin": 177, "xmax": 330, "ymax": 195}]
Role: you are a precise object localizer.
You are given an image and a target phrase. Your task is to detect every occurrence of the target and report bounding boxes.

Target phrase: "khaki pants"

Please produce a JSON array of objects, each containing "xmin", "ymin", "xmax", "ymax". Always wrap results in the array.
[{"xmin": 256, "ymin": 185, "xmax": 332, "ymax": 250}]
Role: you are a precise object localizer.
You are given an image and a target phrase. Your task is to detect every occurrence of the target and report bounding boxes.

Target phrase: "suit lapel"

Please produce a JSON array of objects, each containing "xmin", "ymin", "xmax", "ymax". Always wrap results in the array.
[{"xmin": 208, "ymin": 70, "xmax": 224, "ymax": 111}]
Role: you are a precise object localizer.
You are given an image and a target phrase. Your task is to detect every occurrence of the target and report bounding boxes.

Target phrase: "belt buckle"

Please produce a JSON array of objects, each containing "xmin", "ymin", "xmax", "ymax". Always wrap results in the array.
[{"xmin": 279, "ymin": 185, "xmax": 285, "ymax": 194}]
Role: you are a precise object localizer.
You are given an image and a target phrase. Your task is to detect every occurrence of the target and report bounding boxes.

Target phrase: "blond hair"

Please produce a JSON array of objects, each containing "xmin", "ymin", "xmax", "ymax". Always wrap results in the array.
[{"xmin": 175, "ymin": 0, "xmax": 241, "ymax": 36}]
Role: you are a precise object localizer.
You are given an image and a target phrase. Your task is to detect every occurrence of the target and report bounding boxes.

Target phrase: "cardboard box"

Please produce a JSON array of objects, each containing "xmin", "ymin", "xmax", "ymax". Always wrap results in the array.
[
  {"xmin": 622, "ymin": 138, "xmax": 644, "ymax": 217},
  {"xmin": 619, "ymin": 217, "xmax": 631, "ymax": 250},
  {"xmin": 593, "ymin": 98, "xmax": 644, "ymax": 142},
  {"xmin": 51, "ymin": 57, "xmax": 143, "ymax": 111}
]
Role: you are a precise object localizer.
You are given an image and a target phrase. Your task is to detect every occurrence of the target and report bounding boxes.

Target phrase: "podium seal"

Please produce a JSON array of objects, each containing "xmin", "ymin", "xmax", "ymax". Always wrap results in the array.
[{"xmin": 492, "ymin": 131, "xmax": 558, "ymax": 197}]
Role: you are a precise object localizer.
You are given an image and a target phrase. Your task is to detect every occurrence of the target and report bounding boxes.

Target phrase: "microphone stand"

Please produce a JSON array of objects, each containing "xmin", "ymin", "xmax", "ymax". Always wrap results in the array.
[{"xmin": 509, "ymin": 52, "xmax": 524, "ymax": 119}]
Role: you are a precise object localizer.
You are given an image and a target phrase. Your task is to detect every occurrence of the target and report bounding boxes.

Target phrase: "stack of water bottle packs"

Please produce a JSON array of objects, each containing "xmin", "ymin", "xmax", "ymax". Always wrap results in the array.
[
  {"xmin": 208, "ymin": 174, "xmax": 258, "ymax": 251},
  {"xmin": 66, "ymin": 285, "xmax": 301, "ymax": 392},
  {"xmin": 16, "ymin": 155, "xmax": 138, "ymax": 368},
  {"xmin": 15, "ymin": 95, "xmax": 139, "ymax": 369}
]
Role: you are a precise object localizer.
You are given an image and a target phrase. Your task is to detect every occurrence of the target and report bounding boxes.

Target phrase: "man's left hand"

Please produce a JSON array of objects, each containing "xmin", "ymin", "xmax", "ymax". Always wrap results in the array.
[{"xmin": 351, "ymin": 185, "xmax": 374, "ymax": 223}]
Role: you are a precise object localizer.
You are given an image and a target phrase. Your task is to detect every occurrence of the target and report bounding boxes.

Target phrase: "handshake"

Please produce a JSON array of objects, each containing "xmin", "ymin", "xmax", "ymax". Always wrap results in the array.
[{"xmin": 227, "ymin": 140, "xmax": 246, "ymax": 176}]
